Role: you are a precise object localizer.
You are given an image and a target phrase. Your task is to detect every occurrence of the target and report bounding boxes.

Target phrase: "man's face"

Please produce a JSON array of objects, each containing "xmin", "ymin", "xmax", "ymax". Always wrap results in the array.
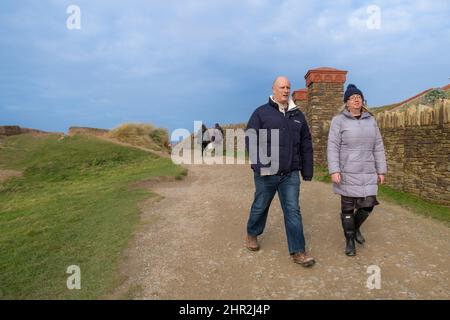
[{"xmin": 272, "ymin": 78, "xmax": 291, "ymax": 105}]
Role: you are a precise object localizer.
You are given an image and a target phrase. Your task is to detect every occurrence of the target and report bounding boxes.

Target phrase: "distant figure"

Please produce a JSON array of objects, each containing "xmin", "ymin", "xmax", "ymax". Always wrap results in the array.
[
  {"xmin": 198, "ymin": 123, "xmax": 225, "ymax": 155},
  {"xmin": 200, "ymin": 124, "xmax": 209, "ymax": 153},
  {"xmin": 212, "ymin": 123, "xmax": 224, "ymax": 142},
  {"xmin": 327, "ymin": 84, "xmax": 387, "ymax": 256}
]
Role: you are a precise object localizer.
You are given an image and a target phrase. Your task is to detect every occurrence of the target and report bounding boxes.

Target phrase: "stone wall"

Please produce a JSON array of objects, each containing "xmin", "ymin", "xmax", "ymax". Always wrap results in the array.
[
  {"xmin": 0, "ymin": 126, "xmax": 22, "ymax": 136},
  {"xmin": 375, "ymin": 99, "xmax": 450, "ymax": 205},
  {"xmin": 68, "ymin": 127, "xmax": 109, "ymax": 137},
  {"xmin": 0, "ymin": 126, "xmax": 50, "ymax": 137}
]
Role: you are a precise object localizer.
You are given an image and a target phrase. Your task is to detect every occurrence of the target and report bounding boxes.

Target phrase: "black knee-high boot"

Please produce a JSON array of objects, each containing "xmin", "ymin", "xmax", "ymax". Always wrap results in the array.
[
  {"xmin": 341, "ymin": 211, "xmax": 356, "ymax": 256},
  {"xmin": 354, "ymin": 207, "xmax": 373, "ymax": 244}
]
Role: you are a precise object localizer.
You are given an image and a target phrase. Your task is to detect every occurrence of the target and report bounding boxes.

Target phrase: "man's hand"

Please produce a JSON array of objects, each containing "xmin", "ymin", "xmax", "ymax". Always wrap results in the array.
[
  {"xmin": 378, "ymin": 174, "xmax": 385, "ymax": 185},
  {"xmin": 331, "ymin": 172, "xmax": 341, "ymax": 184}
]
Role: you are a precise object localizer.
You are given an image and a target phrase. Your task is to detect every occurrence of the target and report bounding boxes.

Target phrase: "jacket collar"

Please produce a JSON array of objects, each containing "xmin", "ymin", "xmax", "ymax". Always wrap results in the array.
[
  {"xmin": 268, "ymin": 96, "xmax": 298, "ymax": 113},
  {"xmin": 342, "ymin": 108, "xmax": 371, "ymax": 119}
]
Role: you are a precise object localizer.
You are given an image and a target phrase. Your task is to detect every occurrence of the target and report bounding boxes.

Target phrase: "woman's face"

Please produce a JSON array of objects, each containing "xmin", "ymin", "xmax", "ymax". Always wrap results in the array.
[{"xmin": 347, "ymin": 94, "xmax": 363, "ymax": 113}]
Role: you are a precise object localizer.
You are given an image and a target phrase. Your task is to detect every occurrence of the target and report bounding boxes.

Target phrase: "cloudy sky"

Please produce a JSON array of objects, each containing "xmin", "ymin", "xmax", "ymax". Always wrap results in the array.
[{"xmin": 1, "ymin": 0, "xmax": 449, "ymax": 134}]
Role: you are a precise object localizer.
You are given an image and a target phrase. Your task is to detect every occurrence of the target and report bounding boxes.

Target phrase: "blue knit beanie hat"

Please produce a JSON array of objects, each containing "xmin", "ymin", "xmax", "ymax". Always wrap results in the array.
[{"xmin": 344, "ymin": 84, "xmax": 364, "ymax": 103}]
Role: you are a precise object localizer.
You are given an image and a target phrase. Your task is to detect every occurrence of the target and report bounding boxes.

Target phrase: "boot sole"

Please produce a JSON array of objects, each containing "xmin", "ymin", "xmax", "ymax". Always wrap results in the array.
[
  {"xmin": 301, "ymin": 260, "xmax": 316, "ymax": 267},
  {"xmin": 293, "ymin": 259, "xmax": 316, "ymax": 267}
]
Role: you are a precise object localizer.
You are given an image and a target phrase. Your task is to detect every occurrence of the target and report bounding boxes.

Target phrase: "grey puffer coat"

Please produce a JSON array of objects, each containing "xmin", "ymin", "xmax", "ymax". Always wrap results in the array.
[{"xmin": 327, "ymin": 109, "xmax": 387, "ymax": 198}]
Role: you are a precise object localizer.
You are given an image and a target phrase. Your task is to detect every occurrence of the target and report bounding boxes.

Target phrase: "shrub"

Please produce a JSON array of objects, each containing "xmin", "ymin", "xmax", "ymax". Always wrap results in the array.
[{"xmin": 422, "ymin": 89, "xmax": 448, "ymax": 105}]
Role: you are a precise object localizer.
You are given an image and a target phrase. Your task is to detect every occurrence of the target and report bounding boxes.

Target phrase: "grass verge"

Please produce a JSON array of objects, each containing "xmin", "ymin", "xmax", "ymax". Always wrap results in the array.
[{"xmin": 0, "ymin": 134, "xmax": 186, "ymax": 299}]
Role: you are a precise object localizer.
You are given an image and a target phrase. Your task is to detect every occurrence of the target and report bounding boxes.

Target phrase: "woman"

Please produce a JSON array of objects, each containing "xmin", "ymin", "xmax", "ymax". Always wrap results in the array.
[{"xmin": 327, "ymin": 84, "xmax": 387, "ymax": 256}]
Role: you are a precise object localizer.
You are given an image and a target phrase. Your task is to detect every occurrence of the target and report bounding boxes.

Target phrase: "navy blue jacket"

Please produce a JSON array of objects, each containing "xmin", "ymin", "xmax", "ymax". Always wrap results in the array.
[{"xmin": 245, "ymin": 98, "xmax": 314, "ymax": 180}]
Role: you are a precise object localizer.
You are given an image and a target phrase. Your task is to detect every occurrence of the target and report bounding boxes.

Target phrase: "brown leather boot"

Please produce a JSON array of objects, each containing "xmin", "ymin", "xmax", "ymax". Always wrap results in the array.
[
  {"xmin": 245, "ymin": 234, "xmax": 260, "ymax": 251},
  {"xmin": 292, "ymin": 252, "xmax": 316, "ymax": 267}
]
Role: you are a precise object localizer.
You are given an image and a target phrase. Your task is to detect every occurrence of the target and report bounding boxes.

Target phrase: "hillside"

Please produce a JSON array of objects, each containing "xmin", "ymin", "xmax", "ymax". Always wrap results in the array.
[{"xmin": 0, "ymin": 133, "xmax": 186, "ymax": 299}]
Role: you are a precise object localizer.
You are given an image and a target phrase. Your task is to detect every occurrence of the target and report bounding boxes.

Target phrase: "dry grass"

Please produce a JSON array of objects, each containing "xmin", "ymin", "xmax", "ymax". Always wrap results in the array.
[
  {"xmin": 108, "ymin": 123, "xmax": 170, "ymax": 152},
  {"xmin": 221, "ymin": 123, "xmax": 246, "ymax": 130}
]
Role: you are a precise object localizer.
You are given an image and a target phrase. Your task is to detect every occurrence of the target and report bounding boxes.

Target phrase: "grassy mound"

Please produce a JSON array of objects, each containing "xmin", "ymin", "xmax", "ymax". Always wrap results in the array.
[{"xmin": 108, "ymin": 123, "xmax": 170, "ymax": 152}]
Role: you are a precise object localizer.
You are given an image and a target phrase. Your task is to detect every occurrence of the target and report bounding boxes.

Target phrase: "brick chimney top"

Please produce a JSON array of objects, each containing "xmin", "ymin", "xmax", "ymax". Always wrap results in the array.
[
  {"xmin": 292, "ymin": 88, "xmax": 308, "ymax": 101},
  {"xmin": 313, "ymin": 67, "xmax": 339, "ymax": 71},
  {"xmin": 304, "ymin": 67, "xmax": 348, "ymax": 87}
]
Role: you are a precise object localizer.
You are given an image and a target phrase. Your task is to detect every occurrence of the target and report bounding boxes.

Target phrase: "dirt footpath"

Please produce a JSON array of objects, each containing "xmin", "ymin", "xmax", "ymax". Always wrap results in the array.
[
  {"xmin": 116, "ymin": 162, "xmax": 450, "ymax": 300},
  {"xmin": 0, "ymin": 169, "xmax": 22, "ymax": 184}
]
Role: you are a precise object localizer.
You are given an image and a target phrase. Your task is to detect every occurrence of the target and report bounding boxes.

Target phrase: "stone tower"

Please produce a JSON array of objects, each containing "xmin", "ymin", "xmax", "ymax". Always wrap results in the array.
[{"xmin": 304, "ymin": 67, "xmax": 347, "ymax": 167}]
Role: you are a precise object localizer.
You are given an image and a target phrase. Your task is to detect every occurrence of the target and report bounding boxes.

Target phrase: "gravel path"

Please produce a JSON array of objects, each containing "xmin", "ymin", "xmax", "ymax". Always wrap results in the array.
[{"xmin": 115, "ymin": 162, "xmax": 450, "ymax": 300}]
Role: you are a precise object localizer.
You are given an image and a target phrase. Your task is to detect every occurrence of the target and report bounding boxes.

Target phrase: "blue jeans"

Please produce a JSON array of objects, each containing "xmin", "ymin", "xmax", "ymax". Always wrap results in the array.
[{"xmin": 247, "ymin": 170, "xmax": 306, "ymax": 254}]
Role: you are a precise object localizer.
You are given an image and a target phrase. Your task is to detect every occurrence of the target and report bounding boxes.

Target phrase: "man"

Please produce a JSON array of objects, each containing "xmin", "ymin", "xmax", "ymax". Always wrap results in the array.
[{"xmin": 245, "ymin": 76, "xmax": 315, "ymax": 267}]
